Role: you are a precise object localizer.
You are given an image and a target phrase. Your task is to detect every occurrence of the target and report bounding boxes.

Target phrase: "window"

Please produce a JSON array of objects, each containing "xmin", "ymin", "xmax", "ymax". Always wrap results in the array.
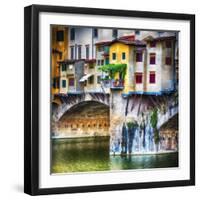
[
  {"xmin": 112, "ymin": 29, "xmax": 118, "ymax": 38},
  {"xmin": 56, "ymin": 30, "xmax": 64, "ymax": 42},
  {"xmin": 112, "ymin": 53, "xmax": 116, "ymax": 60},
  {"xmin": 56, "ymin": 79, "xmax": 60, "ymax": 88},
  {"xmin": 62, "ymin": 80, "xmax": 66, "ymax": 88},
  {"xmin": 101, "ymin": 60, "xmax": 104, "ymax": 65},
  {"xmin": 98, "ymin": 46, "xmax": 103, "ymax": 52},
  {"xmin": 61, "ymin": 64, "xmax": 66, "ymax": 71},
  {"xmin": 97, "ymin": 60, "xmax": 101, "ymax": 66},
  {"xmin": 53, "ymin": 78, "xmax": 56, "ymax": 88},
  {"xmin": 97, "ymin": 76, "xmax": 101, "ymax": 84},
  {"xmin": 150, "ymin": 53, "xmax": 156, "ymax": 64},
  {"xmin": 149, "ymin": 72, "xmax": 156, "ymax": 84},
  {"xmin": 158, "ymin": 31, "xmax": 164, "ymax": 36},
  {"xmin": 135, "ymin": 30, "xmax": 140, "ymax": 35},
  {"xmin": 68, "ymin": 78, "xmax": 75, "ymax": 86},
  {"xmin": 88, "ymin": 75, "xmax": 94, "ymax": 84},
  {"xmin": 136, "ymin": 52, "xmax": 143, "ymax": 62},
  {"xmin": 166, "ymin": 40, "xmax": 172, "ymax": 48},
  {"xmin": 150, "ymin": 41, "xmax": 156, "ymax": 47},
  {"xmin": 78, "ymin": 45, "xmax": 82, "ymax": 59},
  {"xmin": 105, "ymin": 58, "xmax": 109, "ymax": 65},
  {"xmin": 70, "ymin": 46, "xmax": 74, "ymax": 59},
  {"xmin": 89, "ymin": 63, "xmax": 94, "ymax": 69},
  {"xmin": 122, "ymin": 52, "xmax": 126, "ymax": 60},
  {"xmin": 165, "ymin": 57, "xmax": 172, "ymax": 65},
  {"xmin": 135, "ymin": 73, "xmax": 143, "ymax": 84},
  {"xmin": 93, "ymin": 28, "xmax": 98, "ymax": 38},
  {"xmin": 70, "ymin": 28, "xmax": 75, "ymax": 40},
  {"xmin": 85, "ymin": 45, "xmax": 89, "ymax": 59}
]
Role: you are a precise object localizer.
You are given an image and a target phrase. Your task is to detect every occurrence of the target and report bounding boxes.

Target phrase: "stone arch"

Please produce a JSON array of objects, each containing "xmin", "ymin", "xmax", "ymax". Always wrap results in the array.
[
  {"xmin": 58, "ymin": 100, "xmax": 110, "ymax": 121},
  {"xmin": 53, "ymin": 100, "xmax": 110, "ymax": 138},
  {"xmin": 53, "ymin": 93, "xmax": 110, "ymax": 122}
]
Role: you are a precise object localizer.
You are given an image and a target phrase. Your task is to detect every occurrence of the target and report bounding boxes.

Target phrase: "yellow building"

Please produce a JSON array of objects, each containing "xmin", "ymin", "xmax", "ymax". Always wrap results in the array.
[
  {"xmin": 108, "ymin": 34, "xmax": 147, "ymax": 94},
  {"xmin": 51, "ymin": 26, "xmax": 68, "ymax": 96}
]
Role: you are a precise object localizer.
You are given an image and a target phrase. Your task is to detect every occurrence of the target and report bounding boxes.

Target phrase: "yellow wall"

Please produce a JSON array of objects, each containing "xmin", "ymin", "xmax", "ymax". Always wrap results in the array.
[
  {"xmin": 51, "ymin": 26, "xmax": 68, "ymax": 96},
  {"xmin": 109, "ymin": 43, "xmax": 129, "ymax": 64},
  {"xmin": 109, "ymin": 42, "xmax": 133, "ymax": 93}
]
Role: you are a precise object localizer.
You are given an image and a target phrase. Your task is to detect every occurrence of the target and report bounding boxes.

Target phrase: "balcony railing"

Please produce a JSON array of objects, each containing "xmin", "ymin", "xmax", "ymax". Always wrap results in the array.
[{"xmin": 102, "ymin": 79, "xmax": 124, "ymax": 89}]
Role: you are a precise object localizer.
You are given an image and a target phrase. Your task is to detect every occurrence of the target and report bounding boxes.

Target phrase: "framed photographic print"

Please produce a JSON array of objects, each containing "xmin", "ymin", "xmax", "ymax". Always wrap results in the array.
[{"xmin": 24, "ymin": 4, "xmax": 195, "ymax": 195}]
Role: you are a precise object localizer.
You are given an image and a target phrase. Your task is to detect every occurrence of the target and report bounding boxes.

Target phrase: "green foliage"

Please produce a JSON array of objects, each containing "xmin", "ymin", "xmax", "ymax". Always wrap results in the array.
[
  {"xmin": 150, "ymin": 108, "xmax": 158, "ymax": 129},
  {"xmin": 154, "ymin": 129, "xmax": 160, "ymax": 144},
  {"xmin": 150, "ymin": 108, "xmax": 160, "ymax": 145},
  {"xmin": 98, "ymin": 64, "xmax": 127, "ymax": 80},
  {"xmin": 127, "ymin": 121, "xmax": 138, "ymax": 129}
]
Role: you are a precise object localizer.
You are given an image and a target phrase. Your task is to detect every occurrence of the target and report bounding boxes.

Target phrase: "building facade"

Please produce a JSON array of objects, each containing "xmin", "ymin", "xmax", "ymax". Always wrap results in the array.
[
  {"xmin": 52, "ymin": 27, "xmax": 178, "ymax": 97},
  {"xmin": 51, "ymin": 26, "xmax": 68, "ymax": 96}
]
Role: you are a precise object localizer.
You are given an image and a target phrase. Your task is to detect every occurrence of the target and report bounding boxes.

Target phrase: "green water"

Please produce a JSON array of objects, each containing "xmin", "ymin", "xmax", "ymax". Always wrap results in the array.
[{"xmin": 51, "ymin": 137, "xmax": 178, "ymax": 173}]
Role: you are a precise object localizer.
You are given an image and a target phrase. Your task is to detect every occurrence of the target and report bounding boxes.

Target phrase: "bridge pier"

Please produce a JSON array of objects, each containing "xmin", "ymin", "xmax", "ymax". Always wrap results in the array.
[
  {"xmin": 109, "ymin": 92, "xmax": 178, "ymax": 155},
  {"xmin": 52, "ymin": 92, "xmax": 178, "ymax": 154}
]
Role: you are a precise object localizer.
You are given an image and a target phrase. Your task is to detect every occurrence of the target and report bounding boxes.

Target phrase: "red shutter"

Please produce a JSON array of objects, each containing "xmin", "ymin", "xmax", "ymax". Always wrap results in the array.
[
  {"xmin": 149, "ymin": 72, "xmax": 156, "ymax": 83},
  {"xmin": 135, "ymin": 73, "xmax": 143, "ymax": 84},
  {"xmin": 69, "ymin": 78, "xmax": 75, "ymax": 86},
  {"xmin": 150, "ymin": 53, "xmax": 156, "ymax": 64}
]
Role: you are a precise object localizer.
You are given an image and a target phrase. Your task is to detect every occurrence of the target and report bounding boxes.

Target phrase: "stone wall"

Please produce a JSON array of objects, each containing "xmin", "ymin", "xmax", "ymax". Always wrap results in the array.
[{"xmin": 52, "ymin": 101, "xmax": 110, "ymax": 138}]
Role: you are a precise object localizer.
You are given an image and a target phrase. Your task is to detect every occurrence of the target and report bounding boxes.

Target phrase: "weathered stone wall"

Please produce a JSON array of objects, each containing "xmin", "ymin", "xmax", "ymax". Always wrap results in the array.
[
  {"xmin": 52, "ymin": 101, "xmax": 110, "ymax": 138},
  {"xmin": 109, "ymin": 91, "xmax": 178, "ymax": 154},
  {"xmin": 74, "ymin": 61, "xmax": 84, "ymax": 92}
]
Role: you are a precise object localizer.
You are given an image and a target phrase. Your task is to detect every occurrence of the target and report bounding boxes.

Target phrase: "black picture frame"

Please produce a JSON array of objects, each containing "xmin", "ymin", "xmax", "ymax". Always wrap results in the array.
[{"xmin": 24, "ymin": 4, "xmax": 195, "ymax": 196}]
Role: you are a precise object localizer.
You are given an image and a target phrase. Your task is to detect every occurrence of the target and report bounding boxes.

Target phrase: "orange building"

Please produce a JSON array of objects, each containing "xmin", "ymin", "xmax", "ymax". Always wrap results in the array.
[{"xmin": 51, "ymin": 26, "xmax": 68, "ymax": 96}]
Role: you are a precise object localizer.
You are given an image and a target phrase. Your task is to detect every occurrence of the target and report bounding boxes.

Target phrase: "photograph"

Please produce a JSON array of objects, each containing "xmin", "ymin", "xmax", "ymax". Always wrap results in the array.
[{"xmin": 50, "ymin": 26, "xmax": 179, "ymax": 174}]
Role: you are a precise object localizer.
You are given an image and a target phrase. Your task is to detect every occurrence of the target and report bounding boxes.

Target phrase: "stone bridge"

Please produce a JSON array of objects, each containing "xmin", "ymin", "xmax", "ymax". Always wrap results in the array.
[
  {"xmin": 53, "ymin": 93, "xmax": 110, "ymax": 122},
  {"xmin": 52, "ymin": 91, "xmax": 178, "ymax": 154}
]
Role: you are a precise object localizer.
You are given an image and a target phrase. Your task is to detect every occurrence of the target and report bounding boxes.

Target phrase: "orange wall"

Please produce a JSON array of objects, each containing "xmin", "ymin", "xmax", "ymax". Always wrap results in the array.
[{"xmin": 51, "ymin": 26, "xmax": 68, "ymax": 95}]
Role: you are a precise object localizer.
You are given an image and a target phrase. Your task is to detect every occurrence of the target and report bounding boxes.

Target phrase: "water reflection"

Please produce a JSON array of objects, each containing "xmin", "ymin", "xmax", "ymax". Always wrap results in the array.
[{"xmin": 51, "ymin": 137, "xmax": 178, "ymax": 173}]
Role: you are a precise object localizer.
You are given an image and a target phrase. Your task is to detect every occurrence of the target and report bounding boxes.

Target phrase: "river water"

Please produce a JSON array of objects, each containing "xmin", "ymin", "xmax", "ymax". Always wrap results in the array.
[{"xmin": 51, "ymin": 137, "xmax": 178, "ymax": 174}]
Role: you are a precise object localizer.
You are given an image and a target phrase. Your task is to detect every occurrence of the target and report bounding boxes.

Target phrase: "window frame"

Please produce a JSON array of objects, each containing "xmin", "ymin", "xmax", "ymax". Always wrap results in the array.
[
  {"xmin": 122, "ymin": 52, "xmax": 126, "ymax": 60},
  {"xmin": 136, "ymin": 52, "xmax": 143, "ymax": 62},
  {"xmin": 68, "ymin": 77, "xmax": 75, "ymax": 87},
  {"xmin": 78, "ymin": 45, "xmax": 82, "ymax": 59},
  {"xmin": 56, "ymin": 30, "xmax": 64, "ymax": 42},
  {"xmin": 149, "ymin": 71, "xmax": 156, "ymax": 84},
  {"xmin": 70, "ymin": 46, "xmax": 74, "ymax": 59},
  {"xmin": 70, "ymin": 28, "xmax": 75, "ymax": 41},
  {"xmin": 135, "ymin": 72, "xmax": 143, "ymax": 84},
  {"xmin": 85, "ymin": 45, "xmax": 90, "ymax": 59},
  {"xmin": 150, "ymin": 40, "xmax": 156, "ymax": 48},
  {"xmin": 150, "ymin": 53, "xmax": 156, "ymax": 65},
  {"xmin": 112, "ymin": 52, "xmax": 116, "ymax": 60},
  {"xmin": 62, "ymin": 79, "xmax": 66, "ymax": 88}
]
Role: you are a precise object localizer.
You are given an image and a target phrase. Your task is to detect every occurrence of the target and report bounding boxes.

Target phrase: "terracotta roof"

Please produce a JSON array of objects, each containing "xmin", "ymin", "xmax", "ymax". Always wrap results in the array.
[
  {"xmin": 109, "ymin": 39, "xmax": 146, "ymax": 46},
  {"xmin": 85, "ymin": 59, "xmax": 96, "ymax": 63},
  {"xmin": 58, "ymin": 59, "xmax": 85, "ymax": 64},
  {"xmin": 143, "ymin": 35, "xmax": 176, "ymax": 42},
  {"xmin": 95, "ymin": 40, "xmax": 112, "ymax": 46},
  {"xmin": 154, "ymin": 36, "xmax": 176, "ymax": 41},
  {"xmin": 143, "ymin": 35, "xmax": 155, "ymax": 41},
  {"xmin": 119, "ymin": 34, "xmax": 135, "ymax": 41}
]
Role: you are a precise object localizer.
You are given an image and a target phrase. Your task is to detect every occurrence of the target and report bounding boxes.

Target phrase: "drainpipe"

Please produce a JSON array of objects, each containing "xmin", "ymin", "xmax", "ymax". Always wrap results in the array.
[
  {"xmin": 75, "ymin": 44, "xmax": 77, "ymax": 60},
  {"xmin": 92, "ymin": 28, "xmax": 94, "ymax": 59},
  {"xmin": 143, "ymin": 48, "xmax": 147, "ymax": 92}
]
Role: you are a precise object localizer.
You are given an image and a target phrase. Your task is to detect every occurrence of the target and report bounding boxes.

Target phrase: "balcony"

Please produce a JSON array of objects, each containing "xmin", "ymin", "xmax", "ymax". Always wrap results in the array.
[
  {"xmin": 102, "ymin": 79, "xmax": 124, "ymax": 90},
  {"xmin": 102, "ymin": 47, "xmax": 109, "ymax": 57}
]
